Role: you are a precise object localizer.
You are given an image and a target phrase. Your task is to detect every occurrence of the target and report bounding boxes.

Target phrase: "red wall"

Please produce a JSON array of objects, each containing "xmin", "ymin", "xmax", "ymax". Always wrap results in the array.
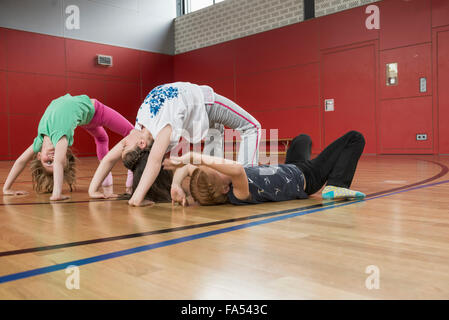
[
  {"xmin": 0, "ymin": 27, "xmax": 173, "ymax": 160},
  {"xmin": 174, "ymin": 0, "xmax": 449, "ymax": 155},
  {"xmin": 2, "ymin": 0, "xmax": 449, "ymax": 158}
]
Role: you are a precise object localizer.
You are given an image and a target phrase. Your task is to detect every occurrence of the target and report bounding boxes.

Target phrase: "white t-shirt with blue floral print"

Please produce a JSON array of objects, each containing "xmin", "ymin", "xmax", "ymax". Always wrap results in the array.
[{"xmin": 135, "ymin": 82, "xmax": 213, "ymax": 151}]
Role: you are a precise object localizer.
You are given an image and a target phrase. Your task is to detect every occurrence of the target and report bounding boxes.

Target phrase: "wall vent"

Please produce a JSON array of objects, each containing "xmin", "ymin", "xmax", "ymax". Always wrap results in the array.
[{"xmin": 97, "ymin": 54, "xmax": 113, "ymax": 66}]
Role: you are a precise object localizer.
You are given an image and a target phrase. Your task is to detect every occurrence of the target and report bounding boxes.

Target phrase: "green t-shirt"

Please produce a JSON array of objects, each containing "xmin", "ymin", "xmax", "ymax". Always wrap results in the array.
[{"xmin": 32, "ymin": 94, "xmax": 95, "ymax": 153}]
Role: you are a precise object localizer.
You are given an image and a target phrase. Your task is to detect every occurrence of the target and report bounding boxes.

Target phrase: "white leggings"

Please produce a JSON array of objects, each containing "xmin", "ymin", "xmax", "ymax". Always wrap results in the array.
[{"xmin": 204, "ymin": 94, "xmax": 261, "ymax": 167}]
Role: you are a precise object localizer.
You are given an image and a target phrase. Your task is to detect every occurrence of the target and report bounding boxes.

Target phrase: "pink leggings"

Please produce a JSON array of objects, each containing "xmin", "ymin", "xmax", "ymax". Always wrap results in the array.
[{"xmin": 81, "ymin": 99, "xmax": 134, "ymax": 187}]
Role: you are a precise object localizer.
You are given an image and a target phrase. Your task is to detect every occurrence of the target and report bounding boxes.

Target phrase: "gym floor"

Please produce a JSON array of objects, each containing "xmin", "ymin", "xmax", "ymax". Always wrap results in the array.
[{"xmin": 0, "ymin": 155, "xmax": 448, "ymax": 299}]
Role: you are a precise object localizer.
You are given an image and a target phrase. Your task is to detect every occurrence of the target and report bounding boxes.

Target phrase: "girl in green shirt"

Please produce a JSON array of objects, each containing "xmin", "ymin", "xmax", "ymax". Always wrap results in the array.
[{"xmin": 2, "ymin": 94, "xmax": 134, "ymax": 201}]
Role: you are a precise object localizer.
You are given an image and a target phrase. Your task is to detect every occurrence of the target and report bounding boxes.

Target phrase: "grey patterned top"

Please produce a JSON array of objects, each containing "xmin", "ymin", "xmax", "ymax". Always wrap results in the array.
[{"xmin": 227, "ymin": 164, "xmax": 308, "ymax": 205}]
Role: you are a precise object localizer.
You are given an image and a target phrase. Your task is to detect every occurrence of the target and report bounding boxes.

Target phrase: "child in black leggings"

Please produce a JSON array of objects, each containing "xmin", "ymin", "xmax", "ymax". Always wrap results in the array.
[
  {"xmin": 285, "ymin": 130, "xmax": 365, "ymax": 199},
  {"xmin": 163, "ymin": 130, "xmax": 366, "ymax": 206}
]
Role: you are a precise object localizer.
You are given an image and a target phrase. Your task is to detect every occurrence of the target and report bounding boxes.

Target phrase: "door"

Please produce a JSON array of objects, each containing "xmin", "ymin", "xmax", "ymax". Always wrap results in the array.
[
  {"xmin": 321, "ymin": 44, "xmax": 377, "ymax": 153},
  {"xmin": 438, "ymin": 29, "xmax": 449, "ymax": 153}
]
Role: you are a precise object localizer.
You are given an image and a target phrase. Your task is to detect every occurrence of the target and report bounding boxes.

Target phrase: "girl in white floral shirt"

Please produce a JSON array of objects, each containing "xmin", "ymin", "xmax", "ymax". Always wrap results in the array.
[{"xmin": 88, "ymin": 82, "xmax": 260, "ymax": 207}]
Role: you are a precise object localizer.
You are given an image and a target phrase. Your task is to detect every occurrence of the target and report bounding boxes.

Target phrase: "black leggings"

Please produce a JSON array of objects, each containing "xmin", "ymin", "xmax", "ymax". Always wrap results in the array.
[{"xmin": 285, "ymin": 131, "xmax": 365, "ymax": 195}]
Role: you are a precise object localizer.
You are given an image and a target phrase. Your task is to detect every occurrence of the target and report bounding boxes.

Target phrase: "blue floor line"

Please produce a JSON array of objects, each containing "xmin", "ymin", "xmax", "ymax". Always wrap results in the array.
[{"xmin": 1, "ymin": 178, "xmax": 448, "ymax": 285}]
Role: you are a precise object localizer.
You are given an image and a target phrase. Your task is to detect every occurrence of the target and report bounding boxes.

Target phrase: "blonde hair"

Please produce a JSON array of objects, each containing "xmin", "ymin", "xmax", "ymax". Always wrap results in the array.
[
  {"xmin": 30, "ymin": 148, "xmax": 77, "ymax": 193},
  {"xmin": 189, "ymin": 167, "xmax": 228, "ymax": 205}
]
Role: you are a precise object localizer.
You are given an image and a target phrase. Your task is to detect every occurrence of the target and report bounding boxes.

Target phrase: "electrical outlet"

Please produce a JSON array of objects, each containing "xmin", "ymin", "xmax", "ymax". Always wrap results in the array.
[{"xmin": 416, "ymin": 133, "xmax": 428, "ymax": 141}]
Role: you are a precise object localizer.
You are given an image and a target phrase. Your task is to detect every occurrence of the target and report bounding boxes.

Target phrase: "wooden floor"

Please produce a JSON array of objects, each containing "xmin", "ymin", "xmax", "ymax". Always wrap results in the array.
[{"xmin": 0, "ymin": 155, "xmax": 449, "ymax": 299}]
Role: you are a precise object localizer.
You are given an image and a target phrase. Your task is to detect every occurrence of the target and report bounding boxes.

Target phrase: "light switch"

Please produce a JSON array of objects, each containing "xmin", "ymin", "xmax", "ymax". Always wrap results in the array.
[
  {"xmin": 420, "ymin": 77, "xmax": 427, "ymax": 93},
  {"xmin": 325, "ymin": 99, "xmax": 334, "ymax": 112}
]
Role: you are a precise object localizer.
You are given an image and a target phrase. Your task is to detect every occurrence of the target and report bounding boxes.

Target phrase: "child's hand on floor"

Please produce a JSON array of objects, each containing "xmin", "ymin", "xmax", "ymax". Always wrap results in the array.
[
  {"xmin": 50, "ymin": 194, "xmax": 70, "ymax": 201},
  {"xmin": 128, "ymin": 198, "xmax": 155, "ymax": 207},
  {"xmin": 171, "ymin": 184, "xmax": 187, "ymax": 206},
  {"xmin": 89, "ymin": 191, "xmax": 117, "ymax": 199},
  {"xmin": 2, "ymin": 189, "xmax": 29, "ymax": 196},
  {"xmin": 102, "ymin": 185, "xmax": 118, "ymax": 198},
  {"xmin": 89, "ymin": 191, "xmax": 106, "ymax": 199}
]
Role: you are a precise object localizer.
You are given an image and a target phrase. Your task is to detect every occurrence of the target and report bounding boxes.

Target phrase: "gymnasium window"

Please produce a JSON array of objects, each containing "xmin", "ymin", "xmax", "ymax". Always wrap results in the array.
[{"xmin": 177, "ymin": 0, "xmax": 226, "ymax": 16}]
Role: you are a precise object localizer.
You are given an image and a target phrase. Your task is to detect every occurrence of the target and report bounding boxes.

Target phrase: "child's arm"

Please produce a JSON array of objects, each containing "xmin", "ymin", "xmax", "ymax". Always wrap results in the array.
[
  {"xmin": 128, "ymin": 125, "xmax": 172, "ymax": 207},
  {"xmin": 164, "ymin": 161, "xmax": 197, "ymax": 206},
  {"xmin": 88, "ymin": 139, "xmax": 124, "ymax": 198},
  {"xmin": 171, "ymin": 152, "xmax": 250, "ymax": 200},
  {"xmin": 50, "ymin": 137, "xmax": 69, "ymax": 201},
  {"xmin": 2, "ymin": 145, "xmax": 35, "ymax": 195},
  {"xmin": 172, "ymin": 163, "xmax": 197, "ymax": 184}
]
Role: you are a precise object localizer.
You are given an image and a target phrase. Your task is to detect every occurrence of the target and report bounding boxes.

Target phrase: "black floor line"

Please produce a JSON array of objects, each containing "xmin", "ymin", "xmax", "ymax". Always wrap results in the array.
[{"xmin": 0, "ymin": 159, "xmax": 447, "ymax": 258}]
